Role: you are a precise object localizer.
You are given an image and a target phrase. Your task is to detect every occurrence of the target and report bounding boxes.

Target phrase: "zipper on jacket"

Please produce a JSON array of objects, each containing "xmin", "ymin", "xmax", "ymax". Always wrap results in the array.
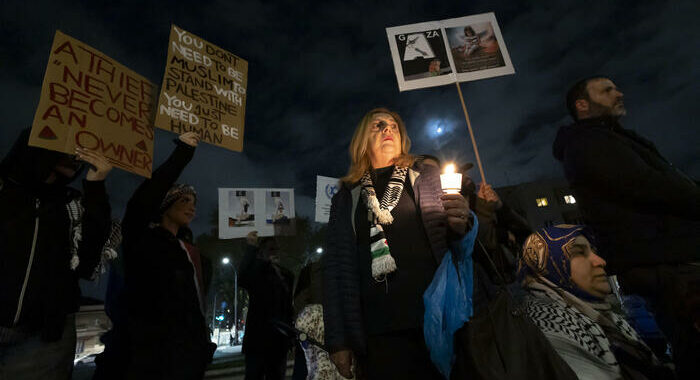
[{"xmin": 13, "ymin": 198, "xmax": 40, "ymax": 325}]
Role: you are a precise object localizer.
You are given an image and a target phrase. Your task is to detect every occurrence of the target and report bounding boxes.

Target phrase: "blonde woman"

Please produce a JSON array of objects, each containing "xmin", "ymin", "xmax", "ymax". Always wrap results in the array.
[{"xmin": 322, "ymin": 108, "xmax": 471, "ymax": 379}]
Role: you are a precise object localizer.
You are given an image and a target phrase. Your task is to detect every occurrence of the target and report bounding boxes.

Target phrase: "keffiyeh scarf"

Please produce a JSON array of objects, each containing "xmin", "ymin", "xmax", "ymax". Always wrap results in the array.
[
  {"xmin": 66, "ymin": 197, "xmax": 122, "ymax": 279},
  {"xmin": 360, "ymin": 166, "xmax": 408, "ymax": 280}
]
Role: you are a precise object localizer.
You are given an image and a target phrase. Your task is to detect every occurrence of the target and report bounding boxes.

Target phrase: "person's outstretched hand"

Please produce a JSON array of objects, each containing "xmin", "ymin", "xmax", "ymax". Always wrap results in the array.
[
  {"xmin": 477, "ymin": 183, "xmax": 502, "ymax": 208},
  {"xmin": 178, "ymin": 131, "xmax": 200, "ymax": 147},
  {"xmin": 76, "ymin": 148, "xmax": 113, "ymax": 181},
  {"xmin": 330, "ymin": 350, "xmax": 354, "ymax": 379}
]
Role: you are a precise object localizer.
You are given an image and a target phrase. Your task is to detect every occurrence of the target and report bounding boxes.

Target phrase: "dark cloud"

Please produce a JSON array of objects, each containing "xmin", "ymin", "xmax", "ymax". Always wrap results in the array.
[
  {"xmin": 509, "ymin": 105, "xmax": 562, "ymax": 145},
  {"xmin": 1, "ymin": 0, "xmax": 698, "ymax": 236}
]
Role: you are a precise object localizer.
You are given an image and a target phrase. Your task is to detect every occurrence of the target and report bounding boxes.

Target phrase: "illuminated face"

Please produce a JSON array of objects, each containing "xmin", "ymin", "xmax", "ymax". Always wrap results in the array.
[
  {"xmin": 584, "ymin": 78, "xmax": 626, "ymax": 118},
  {"xmin": 163, "ymin": 194, "xmax": 196, "ymax": 227},
  {"xmin": 568, "ymin": 235, "xmax": 611, "ymax": 298},
  {"xmin": 367, "ymin": 113, "xmax": 401, "ymax": 167}
]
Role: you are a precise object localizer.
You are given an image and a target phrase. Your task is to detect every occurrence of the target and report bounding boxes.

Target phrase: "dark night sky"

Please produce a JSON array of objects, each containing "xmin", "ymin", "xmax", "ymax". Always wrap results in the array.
[{"xmin": 2, "ymin": 0, "xmax": 699, "ymax": 238}]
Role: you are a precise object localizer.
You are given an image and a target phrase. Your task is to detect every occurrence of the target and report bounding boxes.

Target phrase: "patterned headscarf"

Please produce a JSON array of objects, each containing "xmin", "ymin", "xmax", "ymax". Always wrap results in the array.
[
  {"xmin": 160, "ymin": 183, "xmax": 197, "ymax": 214},
  {"xmin": 520, "ymin": 225, "xmax": 663, "ymax": 375},
  {"xmin": 518, "ymin": 224, "xmax": 600, "ymax": 301}
]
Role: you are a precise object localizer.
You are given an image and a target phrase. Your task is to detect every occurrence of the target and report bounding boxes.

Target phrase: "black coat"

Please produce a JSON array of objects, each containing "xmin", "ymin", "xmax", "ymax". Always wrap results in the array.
[
  {"xmin": 0, "ymin": 129, "xmax": 111, "ymax": 341},
  {"xmin": 322, "ymin": 163, "xmax": 451, "ymax": 354},
  {"xmin": 238, "ymin": 243, "xmax": 295, "ymax": 353},
  {"xmin": 120, "ymin": 141, "xmax": 214, "ymax": 375},
  {"xmin": 553, "ymin": 116, "xmax": 700, "ymax": 272}
]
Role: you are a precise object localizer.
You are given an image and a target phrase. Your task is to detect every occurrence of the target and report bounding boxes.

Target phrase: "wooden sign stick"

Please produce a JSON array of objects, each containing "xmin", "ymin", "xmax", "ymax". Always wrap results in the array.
[{"xmin": 455, "ymin": 81, "xmax": 486, "ymax": 184}]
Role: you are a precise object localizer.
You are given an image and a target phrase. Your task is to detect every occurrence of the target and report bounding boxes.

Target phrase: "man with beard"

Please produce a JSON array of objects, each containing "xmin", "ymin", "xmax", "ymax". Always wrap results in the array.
[{"xmin": 553, "ymin": 77, "xmax": 700, "ymax": 378}]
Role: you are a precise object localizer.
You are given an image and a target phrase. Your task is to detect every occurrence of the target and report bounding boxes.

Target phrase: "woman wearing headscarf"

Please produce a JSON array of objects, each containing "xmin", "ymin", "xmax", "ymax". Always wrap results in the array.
[
  {"xmin": 322, "ymin": 108, "xmax": 472, "ymax": 379},
  {"xmin": 519, "ymin": 225, "xmax": 672, "ymax": 380},
  {"xmin": 95, "ymin": 132, "xmax": 215, "ymax": 379}
]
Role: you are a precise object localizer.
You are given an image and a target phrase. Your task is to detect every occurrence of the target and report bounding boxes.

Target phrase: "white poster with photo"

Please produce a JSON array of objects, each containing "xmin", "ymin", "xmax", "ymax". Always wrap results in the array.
[
  {"xmin": 386, "ymin": 12, "xmax": 514, "ymax": 91},
  {"xmin": 442, "ymin": 13, "xmax": 514, "ymax": 83},
  {"xmin": 315, "ymin": 176, "xmax": 340, "ymax": 223},
  {"xmin": 386, "ymin": 21, "xmax": 455, "ymax": 92},
  {"xmin": 218, "ymin": 188, "xmax": 295, "ymax": 239}
]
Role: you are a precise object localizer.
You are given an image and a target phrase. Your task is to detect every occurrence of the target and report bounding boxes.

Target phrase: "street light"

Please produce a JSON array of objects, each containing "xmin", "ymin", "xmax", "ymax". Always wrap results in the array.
[
  {"xmin": 316, "ymin": 247, "xmax": 323, "ymax": 254},
  {"xmin": 220, "ymin": 255, "xmax": 238, "ymax": 345}
]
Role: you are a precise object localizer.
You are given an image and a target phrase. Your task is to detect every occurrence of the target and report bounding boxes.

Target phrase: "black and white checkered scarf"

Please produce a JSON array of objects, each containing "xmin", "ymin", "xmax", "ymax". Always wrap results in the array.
[
  {"xmin": 66, "ymin": 198, "xmax": 121, "ymax": 279},
  {"xmin": 360, "ymin": 165, "xmax": 408, "ymax": 280},
  {"xmin": 525, "ymin": 278, "xmax": 653, "ymax": 372}
]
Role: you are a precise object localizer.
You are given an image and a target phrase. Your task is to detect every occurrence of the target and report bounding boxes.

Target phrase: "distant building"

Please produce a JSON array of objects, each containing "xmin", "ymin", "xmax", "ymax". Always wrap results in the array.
[{"xmin": 496, "ymin": 178, "xmax": 584, "ymax": 229}]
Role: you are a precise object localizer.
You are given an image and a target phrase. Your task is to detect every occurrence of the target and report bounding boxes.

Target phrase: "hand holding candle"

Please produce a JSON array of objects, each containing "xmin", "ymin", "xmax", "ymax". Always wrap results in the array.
[
  {"xmin": 440, "ymin": 163, "xmax": 462, "ymax": 194},
  {"xmin": 440, "ymin": 162, "xmax": 470, "ymax": 237}
]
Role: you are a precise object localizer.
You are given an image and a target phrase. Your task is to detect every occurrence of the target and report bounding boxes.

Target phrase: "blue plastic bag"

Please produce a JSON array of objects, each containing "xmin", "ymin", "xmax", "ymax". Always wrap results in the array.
[{"xmin": 423, "ymin": 212, "xmax": 478, "ymax": 378}]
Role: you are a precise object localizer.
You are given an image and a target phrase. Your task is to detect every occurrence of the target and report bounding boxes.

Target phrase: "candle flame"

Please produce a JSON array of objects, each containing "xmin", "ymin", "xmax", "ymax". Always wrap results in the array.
[{"xmin": 444, "ymin": 163, "xmax": 455, "ymax": 174}]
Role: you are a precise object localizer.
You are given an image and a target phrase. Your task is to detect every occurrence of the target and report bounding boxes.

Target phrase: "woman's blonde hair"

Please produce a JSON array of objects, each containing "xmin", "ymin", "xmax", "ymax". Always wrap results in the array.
[{"xmin": 341, "ymin": 107, "xmax": 415, "ymax": 184}]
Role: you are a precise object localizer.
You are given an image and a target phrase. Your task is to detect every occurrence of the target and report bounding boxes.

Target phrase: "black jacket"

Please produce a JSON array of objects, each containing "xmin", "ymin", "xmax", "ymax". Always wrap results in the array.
[
  {"xmin": 238, "ymin": 243, "xmax": 294, "ymax": 353},
  {"xmin": 553, "ymin": 116, "xmax": 700, "ymax": 272},
  {"xmin": 120, "ymin": 140, "xmax": 213, "ymax": 374},
  {"xmin": 0, "ymin": 129, "xmax": 111, "ymax": 341},
  {"xmin": 322, "ymin": 162, "xmax": 451, "ymax": 354}
]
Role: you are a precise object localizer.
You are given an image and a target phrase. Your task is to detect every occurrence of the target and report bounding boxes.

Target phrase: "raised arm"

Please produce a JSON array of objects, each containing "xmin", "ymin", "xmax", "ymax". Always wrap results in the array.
[
  {"xmin": 122, "ymin": 133, "xmax": 199, "ymax": 244},
  {"xmin": 74, "ymin": 148, "xmax": 113, "ymax": 279}
]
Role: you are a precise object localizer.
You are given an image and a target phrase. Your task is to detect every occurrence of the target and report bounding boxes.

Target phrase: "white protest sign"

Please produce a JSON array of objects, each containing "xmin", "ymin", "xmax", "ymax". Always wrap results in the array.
[
  {"xmin": 315, "ymin": 176, "xmax": 339, "ymax": 223},
  {"xmin": 386, "ymin": 12, "xmax": 514, "ymax": 91},
  {"xmin": 218, "ymin": 188, "xmax": 295, "ymax": 239}
]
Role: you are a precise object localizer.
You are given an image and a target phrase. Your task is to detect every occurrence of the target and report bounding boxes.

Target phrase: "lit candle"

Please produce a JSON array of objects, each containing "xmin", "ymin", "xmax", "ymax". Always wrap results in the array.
[{"xmin": 440, "ymin": 163, "xmax": 462, "ymax": 194}]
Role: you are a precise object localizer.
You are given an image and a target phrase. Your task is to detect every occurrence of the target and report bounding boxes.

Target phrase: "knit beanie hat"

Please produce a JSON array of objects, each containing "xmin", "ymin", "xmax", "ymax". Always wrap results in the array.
[{"xmin": 160, "ymin": 184, "xmax": 197, "ymax": 214}]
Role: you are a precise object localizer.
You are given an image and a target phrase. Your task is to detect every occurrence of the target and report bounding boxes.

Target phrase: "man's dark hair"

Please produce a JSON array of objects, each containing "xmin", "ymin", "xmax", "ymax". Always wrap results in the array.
[
  {"xmin": 566, "ymin": 76, "xmax": 606, "ymax": 120},
  {"xmin": 259, "ymin": 237, "xmax": 280, "ymax": 259}
]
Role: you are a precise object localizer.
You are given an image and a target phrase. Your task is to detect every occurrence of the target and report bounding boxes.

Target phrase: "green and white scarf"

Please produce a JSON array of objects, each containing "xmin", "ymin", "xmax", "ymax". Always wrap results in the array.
[{"xmin": 360, "ymin": 166, "xmax": 408, "ymax": 280}]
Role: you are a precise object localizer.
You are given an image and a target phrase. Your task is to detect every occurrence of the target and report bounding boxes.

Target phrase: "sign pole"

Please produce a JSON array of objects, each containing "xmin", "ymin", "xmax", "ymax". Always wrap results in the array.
[{"xmin": 455, "ymin": 81, "xmax": 486, "ymax": 184}]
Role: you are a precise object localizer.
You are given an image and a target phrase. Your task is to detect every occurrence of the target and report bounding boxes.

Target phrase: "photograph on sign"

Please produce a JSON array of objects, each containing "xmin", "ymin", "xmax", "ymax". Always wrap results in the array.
[
  {"xmin": 29, "ymin": 31, "xmax": 156, "ymax": 177},
  {"xmin": 386, "ymin": 22, "xmax": 455, "ymax": 92},
  {"xmin": 387, "ymin": 13, "xmax": 514, "ymax": 91},
  {"xmin": 442, "ymin": 13, "xmax": 515, "ymax": 82},
  {"xmin": 227, "ymin": 190, "xmax": 255, "ymax": 227},
  {"xmin": 447, "ymin": 23, "xmax": 505, "ymax": 72},
  {"xmin": 395, "ymin": 29, "xmax": 452, "ymax": 81},
  {"xmin": 265, "ymin": 190, "xmax": 292, "ymax": 225},
  {"xmin": 218, "ymin": 188, "xmax": 295, "ymax": 239},
  {"xmin": 155, "ymin": 25, "xmax": 248, "ymax": 152},
  {"xmin": 315, "ymin": 175, "xmax": 339, "ymax": 223}
]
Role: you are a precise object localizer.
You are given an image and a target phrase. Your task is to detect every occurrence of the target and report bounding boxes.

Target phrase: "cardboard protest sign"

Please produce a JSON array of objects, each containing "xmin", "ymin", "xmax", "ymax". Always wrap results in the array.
[
  {"xmin": 218, "ymin": 188, "xmax": 295, "ymax": 238},
  {"xmin": 315, "ymin": 176, "xmax": 339, "ymax": 223},
  {"xmin": 386, "ymin": 13, "xmax": 514, "ymax": 91},
  {"xmin": 29, "ymin": 31, "xmax": 156, "ymax": 177},
  {"xmin": 155, "ymin": 25, "xmax": 248, "ymax": 152}
]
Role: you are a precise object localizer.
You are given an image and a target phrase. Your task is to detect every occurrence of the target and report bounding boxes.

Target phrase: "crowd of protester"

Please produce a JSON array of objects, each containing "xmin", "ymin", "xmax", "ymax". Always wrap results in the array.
[{"xmin": 0, "ymin": 77, "xmax": 698, "ymax": 380}]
